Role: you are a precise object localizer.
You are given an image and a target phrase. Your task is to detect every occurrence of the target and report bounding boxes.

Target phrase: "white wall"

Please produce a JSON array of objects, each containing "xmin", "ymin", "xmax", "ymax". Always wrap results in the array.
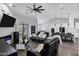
[
  {"xmin": 13, "ymin": 13, "xmax": 38, "ymax": 38},
  {"xmin": 0, "ymin": 13, "xmax": 38, "ymax": 38},
  {"xmin": 38, "ymin": 12, "xmax": 79, "ymax": 38},
  {"xmin": 0, "ymin": 14, "xmax": 15, "ymax": 37}
]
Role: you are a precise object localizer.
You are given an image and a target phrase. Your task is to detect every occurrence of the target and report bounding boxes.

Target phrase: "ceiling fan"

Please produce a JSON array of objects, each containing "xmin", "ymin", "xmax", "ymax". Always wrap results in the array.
[{"xmin": 25, "ymin": 4, "xmax": 44, "ymax": 13}]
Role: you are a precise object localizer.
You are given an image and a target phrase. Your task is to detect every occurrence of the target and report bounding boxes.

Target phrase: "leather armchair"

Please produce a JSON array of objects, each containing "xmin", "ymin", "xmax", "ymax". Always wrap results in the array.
[
  {"xmin": 65, "ymin": 33, "xmax": 74, "ymax": 42},
  {"xmin": 40, "ymin": 38, "xmax": 59, "ymax": 56}
]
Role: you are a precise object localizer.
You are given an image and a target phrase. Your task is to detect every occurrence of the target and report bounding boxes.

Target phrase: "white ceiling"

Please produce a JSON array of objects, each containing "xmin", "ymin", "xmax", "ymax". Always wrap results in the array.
[{"xmin": 5, "ymin": 3, "xmax": 79, "ymax": 24}]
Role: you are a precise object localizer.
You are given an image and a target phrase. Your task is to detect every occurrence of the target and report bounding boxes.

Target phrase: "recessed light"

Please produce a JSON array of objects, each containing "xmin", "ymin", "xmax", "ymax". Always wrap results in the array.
[
  {"xmin": 59, "ymin": 4, "xmax": 63, "ymax": 9},
  {"xmin": 8, "ymin": 3, "xmax": 13, "ymax": 7},
  {"xmin": 8, "ymin": 3, "xmax": 15, "ymax": 7},
  {"xmin": 59, "ymin": 4, "xmax": 63, "ymax": 7}
]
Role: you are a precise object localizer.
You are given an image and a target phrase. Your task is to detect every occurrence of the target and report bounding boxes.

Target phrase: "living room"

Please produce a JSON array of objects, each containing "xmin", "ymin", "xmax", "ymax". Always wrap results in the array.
[{"xmin": 0, "ymin": 3, "xmax": 79, "ymax": 56}]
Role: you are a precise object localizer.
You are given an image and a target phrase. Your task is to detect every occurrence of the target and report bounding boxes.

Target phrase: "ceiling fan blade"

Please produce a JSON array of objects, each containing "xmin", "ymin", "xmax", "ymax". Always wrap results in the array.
[
  {"xmin": 26, "ymin": 6, "xmax": 33, "ymax": 10},
  {"xmin": 36, "ymin": 10, "xmax": 41, "ymax": 13},
  {"xmin": 30, "ymin": 11, "xmax": 33, "ymax": 13},
  {"xmin": 26, "ymin": 9, "xmax": 33, "ymax": 11},
  {"xmin": 25, "ymin": 10, "xmax": 33, "ymax": 14},
  {"xmin": 33, "ymin": 4, "xmax": 36, "ymax": 9},
  {"xmin": 38, "ymin": 9, "xmax": 44, "ymax": 11},
  {"xmin": 37, "ymin": 6, "xmax": 42, "ymax": 9}
]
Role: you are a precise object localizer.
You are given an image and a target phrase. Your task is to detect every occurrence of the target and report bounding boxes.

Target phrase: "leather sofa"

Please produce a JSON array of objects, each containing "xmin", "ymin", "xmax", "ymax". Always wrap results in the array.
[{"xmin": 30, "ymin": 36, "xmax": 45, "ymax": 43}]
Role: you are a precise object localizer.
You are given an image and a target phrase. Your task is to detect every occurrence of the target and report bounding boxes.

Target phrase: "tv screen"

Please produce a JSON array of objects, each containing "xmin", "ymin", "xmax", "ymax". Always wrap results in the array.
[{"xmin": 0, "ymin": 14, "xmax": 16, "ymax": 27}]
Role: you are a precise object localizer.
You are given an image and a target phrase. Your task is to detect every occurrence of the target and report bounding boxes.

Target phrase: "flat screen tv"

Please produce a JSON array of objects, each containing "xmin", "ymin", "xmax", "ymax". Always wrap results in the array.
[{"xmin": 0, "ymin": 14, "xmax": 16, "ymax": 27}]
